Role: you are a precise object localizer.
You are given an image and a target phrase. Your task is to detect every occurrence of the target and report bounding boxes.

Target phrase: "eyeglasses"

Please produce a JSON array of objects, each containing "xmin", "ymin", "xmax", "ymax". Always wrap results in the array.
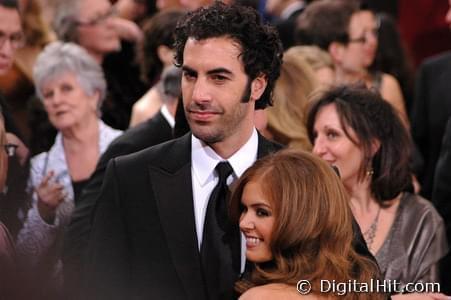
[
  {"xmin": 3, "ymin": 143, "xmax": 18, "ymax": 157},
  {"xmin": 0, "ymin": 30, "xmax": 25, "ymax": 49},
  {"xmin": 75, "ymin": 7, "xmax": 117, "ymax": 27},
  {"xmin": 348, "ymin": 27, "xmax": 379, "ymax": 44}
]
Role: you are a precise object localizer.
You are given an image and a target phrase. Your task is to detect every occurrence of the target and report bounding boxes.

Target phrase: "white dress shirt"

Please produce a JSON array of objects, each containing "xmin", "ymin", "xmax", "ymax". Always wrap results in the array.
[
  {"xmin": 160, "ymin": 104, "xmax": 175, "ymax": 129},
  {"xmin": 191, "ymin": 128, "xmax": 259, "ymax": 271}
]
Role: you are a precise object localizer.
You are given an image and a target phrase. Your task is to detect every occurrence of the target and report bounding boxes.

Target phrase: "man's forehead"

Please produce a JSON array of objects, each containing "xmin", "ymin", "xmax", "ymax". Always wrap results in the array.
[
  {"xmin": 182, "ymin": 37, "xmax": 245, "ymax": 71},
  {"xmin": 0, "ymin": 5, "xmax": 22, "ymax": 33},
  {"xmin": 184, "ymin": 37, "xmax": 243, "ymax": 59}
]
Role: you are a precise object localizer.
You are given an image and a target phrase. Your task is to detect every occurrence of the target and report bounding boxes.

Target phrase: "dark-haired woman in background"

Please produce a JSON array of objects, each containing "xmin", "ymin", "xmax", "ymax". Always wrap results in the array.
[{"xmin": 307, "ymin": 85, "xmax": 448, "ymax": 300}]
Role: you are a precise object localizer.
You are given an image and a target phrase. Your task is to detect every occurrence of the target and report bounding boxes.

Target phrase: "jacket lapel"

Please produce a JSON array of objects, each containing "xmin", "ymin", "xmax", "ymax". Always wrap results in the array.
[
  {"xmin": 257, "ymin": 132, "xmax": 284, "ymax": 159},
  {"xmin": 149, "ymin": 134, "xmax": 206, "ymax": 300}
]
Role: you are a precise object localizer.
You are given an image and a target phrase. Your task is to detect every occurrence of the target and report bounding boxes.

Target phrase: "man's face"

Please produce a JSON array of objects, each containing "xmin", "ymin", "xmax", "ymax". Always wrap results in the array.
[
  {"xmin": 181, "ymin": 37, "xmax": 266, "ymax": 149},
  {"xmin": 0, "ymin": 5, "xmax": 22, "ymax": 75}
]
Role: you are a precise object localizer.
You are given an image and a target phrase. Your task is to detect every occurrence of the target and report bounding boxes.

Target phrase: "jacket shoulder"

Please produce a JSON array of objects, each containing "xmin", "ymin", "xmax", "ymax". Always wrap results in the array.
[{"xmin": 113, "ymin": 134, "xmax": 190, "ymax": 171}]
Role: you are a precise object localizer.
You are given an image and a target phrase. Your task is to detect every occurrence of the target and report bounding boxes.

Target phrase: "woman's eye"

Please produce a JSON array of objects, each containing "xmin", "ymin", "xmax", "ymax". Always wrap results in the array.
[
  {"xmin": 256, "ymin": 208, "xmax": 270, "ymax": 217},
  {"xmin": 326, "ymin": 130, "xmax": 339, "ymax": 139},
  {"xmin": 61, "ymin": 84, "xmax": 74, "ymax": 93},
  {"xmin": 43, "ymin": 91, "xmax": 53, "ymax": 99}
]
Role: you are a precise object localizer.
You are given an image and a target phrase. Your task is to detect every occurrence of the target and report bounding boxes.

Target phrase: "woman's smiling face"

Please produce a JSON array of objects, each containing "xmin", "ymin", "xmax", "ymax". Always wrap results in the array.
[{"xmin": 239, "ymin": 179, "xmax": 275, "ymax": 263}]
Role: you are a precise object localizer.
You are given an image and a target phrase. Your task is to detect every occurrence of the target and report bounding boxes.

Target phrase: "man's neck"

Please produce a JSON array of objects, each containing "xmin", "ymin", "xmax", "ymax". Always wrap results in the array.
[{"xmin": 208, "ymin": 125, "xmax": 255, "ymax": 159}]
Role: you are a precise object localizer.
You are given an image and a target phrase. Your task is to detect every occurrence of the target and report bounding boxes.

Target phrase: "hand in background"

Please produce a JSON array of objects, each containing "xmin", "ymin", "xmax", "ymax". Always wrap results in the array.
[{"xmin": 36, "ymin": 171, "xmax": 66, "ymax": 224}]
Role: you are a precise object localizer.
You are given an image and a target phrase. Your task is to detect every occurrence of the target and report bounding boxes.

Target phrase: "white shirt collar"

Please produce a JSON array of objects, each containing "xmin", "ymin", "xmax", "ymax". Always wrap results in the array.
[
  {"xmin": 160, "ymin": 104, "xmax": 175, "ymax": 129},
  {"xmin": 191, "ymin": 128, "xmax": 259, "ymax": 186}
]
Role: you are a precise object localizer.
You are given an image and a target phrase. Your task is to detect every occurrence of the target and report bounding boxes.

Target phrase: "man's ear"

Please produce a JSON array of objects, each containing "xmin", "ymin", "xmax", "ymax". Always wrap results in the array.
[
  {"xmin": 328, "ymin": 41, "xmax": 345, "ymax": 64},
  {"xmin": 250, "ymin": 74, "xmax": 268, "ymax": 102},
  {"xmin": 157, "ymin": 45, "xmax": 174, "ymax": 66}
]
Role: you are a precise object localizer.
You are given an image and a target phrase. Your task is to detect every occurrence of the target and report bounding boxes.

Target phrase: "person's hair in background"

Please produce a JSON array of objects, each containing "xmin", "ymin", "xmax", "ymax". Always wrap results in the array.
[
  {"xmin": 263, "ymin": 48, "xmax": 317, "ymax": 150},
  {"xmin": 33, "ymin": 41, "xmax": 107, "ymax": 113},
  {"xmin": 229, "ymin": 149, "xmax": 381, "ymax": 299},
  {"xmin": 114, "ymin": 0, "xmax": 157, "ymax": 25},
  {"xmin": 0, "ymin": 0, "xmax": 19, "ymax": 10},
  {"xmin": 295, "ymin": 0, "xmax": 358, "ymax": 50},
  {"xmin": 138, "ymin": 9, "xmax": 185, "ymax": 86},
  {"xmin": 173, "ymin": 1, "xmax": 283, "ymax": 110},
  {"xmin": 306, "ymin": 84, "xmax": 412, "ymax": 202},
  {"xmin": 51, "ymin": 0, "xmax": 81, "ymax": 43},
  {"xmin": 370, "ymin": 12, "xmax": 414, "ymax": 113},
  {"xmin": 20, "ymin": 0, "xmax": 55, "ymax": 48},
  {"xmin": 287, "ymin": 45, "xmax": 335, "ymax": 86}
]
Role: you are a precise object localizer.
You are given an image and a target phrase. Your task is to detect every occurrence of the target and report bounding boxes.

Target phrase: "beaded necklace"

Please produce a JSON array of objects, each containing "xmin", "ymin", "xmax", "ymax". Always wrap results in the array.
[{"xmin": 363, "ymin": 206, "xmax": 381, "ymax": 251}]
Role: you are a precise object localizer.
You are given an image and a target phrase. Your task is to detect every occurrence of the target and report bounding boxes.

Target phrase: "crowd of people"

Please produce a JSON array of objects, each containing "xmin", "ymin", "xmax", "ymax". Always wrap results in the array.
[{"xmin": 0, "ymin": 0, "xmax": 450, "ymax": 299}]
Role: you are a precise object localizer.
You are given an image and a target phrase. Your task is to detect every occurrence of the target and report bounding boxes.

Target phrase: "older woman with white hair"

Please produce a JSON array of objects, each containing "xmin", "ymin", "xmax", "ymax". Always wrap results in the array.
[{"xmin": 16, "ymin": 41, "xmax": 122, "ymax": 297}]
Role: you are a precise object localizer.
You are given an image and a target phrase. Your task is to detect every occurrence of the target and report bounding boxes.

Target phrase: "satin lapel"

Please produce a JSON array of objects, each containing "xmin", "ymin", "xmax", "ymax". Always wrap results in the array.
[
  {"xmin": 149, "ymin": 134, "xmax": 206, "ymax": 300},
  {"xmin": 257, "ymin": 132, "xmax": 284, "ymax": 159}
]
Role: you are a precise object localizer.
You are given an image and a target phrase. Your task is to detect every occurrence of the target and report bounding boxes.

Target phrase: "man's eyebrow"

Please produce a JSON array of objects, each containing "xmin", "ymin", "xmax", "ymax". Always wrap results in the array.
[
  {"xmin": 206, "ymin": 68, "xmax": 233, "ymax": 76},
  {"xmin": 181, "ymin": 66, "xmax": 196, "ymax": 73}
]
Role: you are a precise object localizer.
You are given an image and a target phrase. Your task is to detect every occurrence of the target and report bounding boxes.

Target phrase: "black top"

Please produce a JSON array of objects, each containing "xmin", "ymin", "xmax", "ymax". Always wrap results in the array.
[{"xmin": 72, "ymin": 179, "xmax": 90, "ymax": 205}]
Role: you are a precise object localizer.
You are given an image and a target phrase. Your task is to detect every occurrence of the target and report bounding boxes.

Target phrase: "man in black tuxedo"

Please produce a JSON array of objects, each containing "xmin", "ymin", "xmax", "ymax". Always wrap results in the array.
[
  {"xmin": 82, "ymin": 3, "xmax": 375, "ymax": 300},
  {"xmin": 410, "ymin": 51, "xmax": 451, "ymax": 200},
  {"xmin": 82, "ymin": 3, "xmax": 284, "ymax": 300},
  {"xmin": 432, "ymin": 116, "xmax": 451, "ymax": 293}
]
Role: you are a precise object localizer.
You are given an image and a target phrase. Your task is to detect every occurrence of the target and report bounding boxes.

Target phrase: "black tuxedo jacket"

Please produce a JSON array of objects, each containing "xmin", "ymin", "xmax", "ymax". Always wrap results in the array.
[
  {"xmin": 432, "ymin": 116, "xmax": 451, "ymax": 293},
  {"xmin": 82, "ymin": 133, "xmax": 282, "ymax": 300},
  {"xmin": 82, "ymin": 132, "xmax": 374, "ymax": 300},
  {"xmin": 63, "ymin": 112, "xmax": 173, "ymax": 297},
  {"xmin": 411, "ymin": 51, "xmax": 451, "ymax": 199}
]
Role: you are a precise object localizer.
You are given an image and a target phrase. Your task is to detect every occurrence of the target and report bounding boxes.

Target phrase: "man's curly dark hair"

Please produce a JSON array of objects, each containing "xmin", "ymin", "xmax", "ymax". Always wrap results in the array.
[{"xmin": 173, "ymin": 1, "xmax": 283, "ymax": 110}]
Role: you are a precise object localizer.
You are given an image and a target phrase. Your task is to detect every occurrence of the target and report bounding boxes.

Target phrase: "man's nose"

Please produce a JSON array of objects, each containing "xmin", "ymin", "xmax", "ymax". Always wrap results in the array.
[{"xmin": 191, "ymin": 78, "xmax": 212, "ymax": 103}]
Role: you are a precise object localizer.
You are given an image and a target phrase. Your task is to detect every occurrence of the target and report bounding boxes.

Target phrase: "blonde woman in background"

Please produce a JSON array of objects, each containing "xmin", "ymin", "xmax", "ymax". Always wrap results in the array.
[
  {"xmin": 256, "ymin": 49, "xmax": 318, "ymax": 150},
  {"xmin": 286, "ymin": 45, "xmax": 335, "ymax": 87}
]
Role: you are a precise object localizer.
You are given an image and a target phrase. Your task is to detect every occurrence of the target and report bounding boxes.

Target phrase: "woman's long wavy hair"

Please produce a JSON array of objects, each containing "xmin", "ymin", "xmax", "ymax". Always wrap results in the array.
[{"xmin": 230, "ymin": 150, "xmax": 383, "ymax": 299}]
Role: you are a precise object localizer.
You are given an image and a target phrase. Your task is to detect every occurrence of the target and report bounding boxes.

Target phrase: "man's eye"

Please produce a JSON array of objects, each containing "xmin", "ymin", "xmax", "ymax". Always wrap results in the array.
[
  {"xmin": 183, "ymin": 71, "xmax": 196, "ymax": 80},
  {"xmin": 211, "ymin": 75, "xmax": 227, "ymax": 82}
]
